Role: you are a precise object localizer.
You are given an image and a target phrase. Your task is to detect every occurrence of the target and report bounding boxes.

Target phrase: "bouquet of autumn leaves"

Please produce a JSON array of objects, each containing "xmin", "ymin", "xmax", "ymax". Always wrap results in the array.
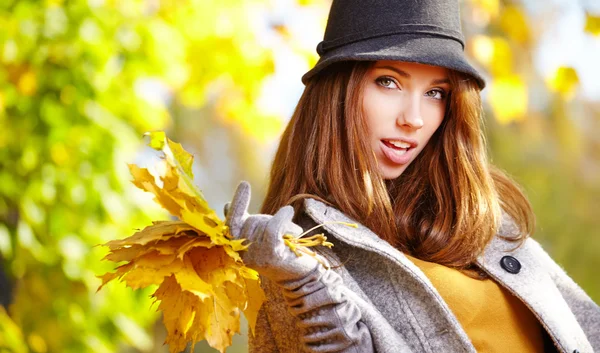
[{"xmin": 98, "ymin": 132, "xmax": 268, "ymax": 353}]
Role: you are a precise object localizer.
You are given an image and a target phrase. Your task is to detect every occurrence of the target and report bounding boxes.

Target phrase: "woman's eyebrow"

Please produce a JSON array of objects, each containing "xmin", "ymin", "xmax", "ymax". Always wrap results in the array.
[
  {"xmin": 376, "ymin": 65, "xmax": 411, "ymax": 78},
  {"xmin": 375, "ymin": 65, "xmax": 450, "ymax": 85},
  {"xmin": 431, "ymin": 78, "xmax": 450, "ymax": 85}
]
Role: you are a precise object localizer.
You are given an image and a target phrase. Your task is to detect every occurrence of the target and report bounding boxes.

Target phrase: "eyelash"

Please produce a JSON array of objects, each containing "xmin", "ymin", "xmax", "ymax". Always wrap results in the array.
[
  {"xmin": 426, "ymin": 89, "xmax": 447, "ymax": 100},
  {"xmin": 375, "ymin": 76, "xmax": 398, "ymax": 89},
  {"xmin": 375, "ymin": 76, "xmax": 448, "ymax": 100}
]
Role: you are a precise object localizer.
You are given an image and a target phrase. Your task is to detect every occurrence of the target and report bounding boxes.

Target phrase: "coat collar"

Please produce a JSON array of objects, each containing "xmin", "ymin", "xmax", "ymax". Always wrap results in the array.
[
  {"xmin": 302, "ymin": 198, "xmax": 593, "ymax": 353},
  {"xmin": 302, "ymin": 198, "xmax": 415, "ymax": 270}
]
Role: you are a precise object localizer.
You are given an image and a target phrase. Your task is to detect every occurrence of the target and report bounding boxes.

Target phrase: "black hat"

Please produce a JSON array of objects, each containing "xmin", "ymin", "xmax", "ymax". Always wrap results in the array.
[{"xmin": 302, "ymin": 0, "xmax": 486, "ymax": 89}]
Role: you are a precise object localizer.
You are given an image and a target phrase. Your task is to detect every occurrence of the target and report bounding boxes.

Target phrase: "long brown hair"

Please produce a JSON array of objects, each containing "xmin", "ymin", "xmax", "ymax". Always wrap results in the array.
[{"xmin": 261, "ymin": 61, "xmax": 534, "ymax": 269}]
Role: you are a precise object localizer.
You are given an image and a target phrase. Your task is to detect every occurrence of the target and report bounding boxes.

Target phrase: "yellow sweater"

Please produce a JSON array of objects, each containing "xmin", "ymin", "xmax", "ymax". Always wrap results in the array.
[{"xmin": 406, "ymin": 255, "xmax": 545, "ymax": 352}]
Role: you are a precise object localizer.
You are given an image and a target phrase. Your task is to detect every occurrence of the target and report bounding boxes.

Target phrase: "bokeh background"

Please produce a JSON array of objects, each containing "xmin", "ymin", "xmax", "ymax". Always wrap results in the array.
[{"xmin": 1, "ymin": 0, "xmax": 599, "ymax": 352}]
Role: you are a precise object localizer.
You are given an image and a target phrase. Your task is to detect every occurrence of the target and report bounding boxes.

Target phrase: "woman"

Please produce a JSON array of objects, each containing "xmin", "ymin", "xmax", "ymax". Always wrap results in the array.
[{"xmin": 225, "ymin": 0, "xmax": 600, "ymax": 352}]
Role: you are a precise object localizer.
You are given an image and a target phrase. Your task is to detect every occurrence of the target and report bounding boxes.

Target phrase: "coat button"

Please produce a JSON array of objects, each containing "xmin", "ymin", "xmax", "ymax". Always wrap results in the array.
[{"xmin": 500, "ymin": 256, "xmax": 521, "ymax": 274}]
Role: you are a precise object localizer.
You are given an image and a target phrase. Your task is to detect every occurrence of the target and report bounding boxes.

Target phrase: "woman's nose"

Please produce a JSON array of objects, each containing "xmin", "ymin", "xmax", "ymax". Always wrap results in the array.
[{"xmin": 397, "ymin": 96, "xmax": 424, "ymax": 129}]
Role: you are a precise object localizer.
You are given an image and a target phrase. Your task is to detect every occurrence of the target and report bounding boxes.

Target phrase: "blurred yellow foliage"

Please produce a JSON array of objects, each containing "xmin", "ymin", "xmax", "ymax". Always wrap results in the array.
[
  {"xmin": 469, "ymin": 0, "xmax": 500, "ymax": 18},
  {"xmin": 218, "ymin": 89, "xmax": 285, "ymax": 144},
  {"xmin": 546, "ymin": 67, "xmax": 580, "ymax": 100},
  {"xmin": 0, "ymin": 307, "xmax": 26, "ymax": 353},
  {"xmin": 471, "ymin": 35, "xmax": 513, "ymax": 76},
  {"xmin": 585, "ymin": 13, "xmax": 600, "ymax": 36},
  {"xmin": 227, "ymin": 109, "xmax": 284, "ymax": 144},
  {"xmin": 238, "ymin": 114, "xmax": 284, "ymax": 144},
  {"xmin": 471, "ymin": 35, "xmax": 494, "ymax": 64},
  {"xmin": 489, "ymin": 74, "xmax": 528, "ymax": 124},
  {"xmin": 297, "ymin": 0, "xmax": 324, "ymax": 6},
  {"xmin": 17, "ymin": 70, "xmax": 37, "ymax": 96},
  {"xmin": 59, "ymin": 85, "xmax": 76, "ymax": 105},
  {"xmin": 500, "ymin": 6, "xmax": 531, "ymax": 46},
  {"xmin": 50, "ymin": 143, "xmax": 70, "ymax": 166},
  {"xmin": 27, "ymin": 333, "xmax": 47, "ymax": 353}
]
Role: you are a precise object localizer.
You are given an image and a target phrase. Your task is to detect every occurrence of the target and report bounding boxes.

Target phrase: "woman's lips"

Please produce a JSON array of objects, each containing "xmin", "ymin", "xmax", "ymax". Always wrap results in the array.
[{"xmin": 380, "ymin": 140, "xmax": 414, "ymax": 165}]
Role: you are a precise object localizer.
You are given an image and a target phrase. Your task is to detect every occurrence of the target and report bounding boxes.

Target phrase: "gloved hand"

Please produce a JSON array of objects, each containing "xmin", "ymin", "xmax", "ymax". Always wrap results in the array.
[{"xmin": 225, "ymin": 181, "xmax": 326, "ymax": 283}]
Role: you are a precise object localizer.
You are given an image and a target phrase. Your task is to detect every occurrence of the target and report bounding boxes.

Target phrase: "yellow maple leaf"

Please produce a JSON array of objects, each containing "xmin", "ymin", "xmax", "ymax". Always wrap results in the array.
[
  {"xmin": 98, "ymin": 132, "xmax": 265, "ymax": 353},
  {"xmin": 154, "ymin": 276, "xmax": 202, "ymax": 353},
  {"xmin": 103, "ymin": 221, "xmax": 198, "ymax": 249},
  {"xmin": 128, "ymin": 165, "xmax": 185, "ymax": 218},
  {"xmin": 98, "ymin": 131, "xmax": 339, "ymax": 353},
  {"xmin": 99, "ymin": 222, "xmax": 260, "ymax": 353},
  {"xmin": 204, "ymin": 286, "xmax": 241, "ymax": 352},
  {"xmin": 241, "ymin": 275, "xmax": 266, "ymax": 335},
  {"xmin": 145, "ymin": 132, "xmax": 224, "ymax": 238}
]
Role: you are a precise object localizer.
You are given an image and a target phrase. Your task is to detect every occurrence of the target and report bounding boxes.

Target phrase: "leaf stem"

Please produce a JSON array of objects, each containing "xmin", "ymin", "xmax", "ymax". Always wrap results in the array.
[{"xmin": 296, "ymin": 221, "xmax": 358, "ymax": 239}]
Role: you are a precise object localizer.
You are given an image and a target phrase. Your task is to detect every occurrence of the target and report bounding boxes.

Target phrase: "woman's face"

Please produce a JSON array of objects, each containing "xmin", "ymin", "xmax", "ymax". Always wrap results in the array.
[{"xmin": 362, "ymin": 61, "xmax": 450, "ymax": 180}]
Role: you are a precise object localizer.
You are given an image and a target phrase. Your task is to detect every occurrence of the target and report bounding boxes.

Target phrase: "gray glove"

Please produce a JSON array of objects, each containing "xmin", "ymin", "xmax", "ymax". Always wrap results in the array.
[{"xmin": 225, "ymin": 181, "xmax": 326, "ymax": 283}]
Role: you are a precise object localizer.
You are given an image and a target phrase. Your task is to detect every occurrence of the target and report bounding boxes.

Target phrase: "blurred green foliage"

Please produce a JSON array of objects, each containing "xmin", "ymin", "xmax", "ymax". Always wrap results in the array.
[
  {"xmin": 0, "ymin": 0, "xmax": 272, "ymax": 351},
  {"xmin": 0, "ymin": 0, "xmax": 599, "ymax": 352},
  {"xmin": 0, "ymin": 0, "xmax": 175, "ymax": 351}
]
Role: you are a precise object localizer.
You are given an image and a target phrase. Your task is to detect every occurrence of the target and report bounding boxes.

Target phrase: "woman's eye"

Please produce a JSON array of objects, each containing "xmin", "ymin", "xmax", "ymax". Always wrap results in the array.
[
  {"xmin": 375, "ymin": 76, "xmax": 398, "ymax": 89},
  {"xmin": 426, "ymin": 89, "xmax": 446, "ymax": 100}
]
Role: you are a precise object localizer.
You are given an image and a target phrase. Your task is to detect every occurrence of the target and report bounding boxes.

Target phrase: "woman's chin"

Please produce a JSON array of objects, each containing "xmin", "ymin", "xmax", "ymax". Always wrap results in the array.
[{"xmin": 380, "ymin": 165, "xmax": 408, "ymax": 180}]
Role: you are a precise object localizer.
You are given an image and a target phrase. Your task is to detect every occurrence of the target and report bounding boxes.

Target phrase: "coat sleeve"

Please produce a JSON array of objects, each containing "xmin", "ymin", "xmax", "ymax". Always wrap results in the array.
[
  {"xmin": 249, "ymin": 265, "xmax": 375, "ymax": 353},
  {"xmin": 529, "ymin": 239, "xmax": 600, "ymax": 350}
]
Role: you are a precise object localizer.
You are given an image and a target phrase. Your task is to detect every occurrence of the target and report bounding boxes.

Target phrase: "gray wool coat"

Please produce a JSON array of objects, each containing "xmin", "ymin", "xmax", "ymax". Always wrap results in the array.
[{"xmin": 248, "ymin": 199, "xmax": 600, "ymax": 353}]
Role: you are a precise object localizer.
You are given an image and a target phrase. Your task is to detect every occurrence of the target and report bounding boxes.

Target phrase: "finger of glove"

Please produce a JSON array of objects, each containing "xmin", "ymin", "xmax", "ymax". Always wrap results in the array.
[
  {"xmin": 240, "ymin": 214, "xmax": 271, "ymax": 244},
  {"xmin": 281, "ymin": 222, "xmax": 303, "ymax": 238},
  {"xmin": 239, "ymin": 215, "xmax": 271, "ymax": 268},
  {"xmin": 225, "ymin": 181, "xmax": 251, "ymax": 238},
  {"xmin": 267, "ymin": 206, "xmax": 301, "ymax": 239}
]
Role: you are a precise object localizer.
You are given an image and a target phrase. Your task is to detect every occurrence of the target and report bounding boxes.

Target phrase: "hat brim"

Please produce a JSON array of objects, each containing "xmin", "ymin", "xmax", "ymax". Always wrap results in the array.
[{"xmin": 302, "ymin": 33, "xmax": 486, "ymax": 89}]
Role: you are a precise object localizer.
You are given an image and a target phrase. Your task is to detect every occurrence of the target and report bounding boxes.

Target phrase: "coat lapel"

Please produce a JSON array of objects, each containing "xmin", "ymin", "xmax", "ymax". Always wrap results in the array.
[
  {"xmin": 477, "ymin": 234, "xmax": 593, "ymax": 353},
  {"xmin": 302, "ymin": 198, "xmax": 428, "ymax": 281}
]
